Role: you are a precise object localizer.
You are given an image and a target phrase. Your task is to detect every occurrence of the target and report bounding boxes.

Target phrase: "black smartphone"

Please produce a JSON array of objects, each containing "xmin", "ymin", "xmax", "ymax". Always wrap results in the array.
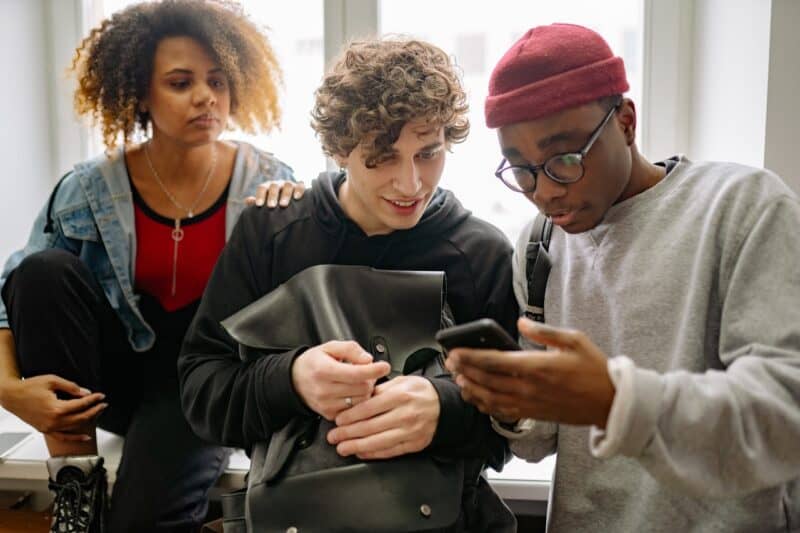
[{"xmin": 435, "ymin": 318, "xmax": 520, "ymax": 351}]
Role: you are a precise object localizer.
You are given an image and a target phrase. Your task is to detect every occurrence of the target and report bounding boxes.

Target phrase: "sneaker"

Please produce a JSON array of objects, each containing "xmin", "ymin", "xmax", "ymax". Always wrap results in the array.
[{"xmin": 46, "ymin": 455, "xmax": 108, "ymax": 533}]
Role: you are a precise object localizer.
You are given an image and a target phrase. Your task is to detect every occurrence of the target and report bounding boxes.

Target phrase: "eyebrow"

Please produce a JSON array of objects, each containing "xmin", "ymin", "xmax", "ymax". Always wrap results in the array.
[
  {"xmin": 163, "ymin": 67, "xmax": 224, "ymax": 75},
  {"xmin": 536, "ymin": 131, "xmax": 580, "ymax": 150},
  {"xmin": 501, "ymin": 129, "xmax": 589, "ymax": 161},
  {"xmin": 419, "ymin": 141, "xmax": 444, "ymax": 152}
]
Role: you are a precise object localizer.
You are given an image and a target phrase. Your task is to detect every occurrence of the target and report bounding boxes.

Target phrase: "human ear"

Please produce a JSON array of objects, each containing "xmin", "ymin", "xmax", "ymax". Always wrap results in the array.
[{"xmin": 617, "ymin": 98, "xmax": 637, "ymax": 145}]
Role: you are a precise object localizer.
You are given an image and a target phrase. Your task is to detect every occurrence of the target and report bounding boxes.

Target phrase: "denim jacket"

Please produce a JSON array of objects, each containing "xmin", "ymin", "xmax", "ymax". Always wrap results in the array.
[{"xmin": 0, "ymin": 141, "xmax": 294, "ymax": 352}]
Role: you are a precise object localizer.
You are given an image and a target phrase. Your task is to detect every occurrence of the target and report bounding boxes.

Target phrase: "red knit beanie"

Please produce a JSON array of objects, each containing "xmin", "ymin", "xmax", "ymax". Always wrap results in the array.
[{"xmin": 485, "ymin": 23, "xmax": 629, "ymax": 128}]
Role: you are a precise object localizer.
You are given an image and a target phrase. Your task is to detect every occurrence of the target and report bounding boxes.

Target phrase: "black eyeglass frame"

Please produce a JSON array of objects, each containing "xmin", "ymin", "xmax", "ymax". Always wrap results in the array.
[{"xmin": 494, "ymin": 97, "xmax": 623, "ymax": 193}]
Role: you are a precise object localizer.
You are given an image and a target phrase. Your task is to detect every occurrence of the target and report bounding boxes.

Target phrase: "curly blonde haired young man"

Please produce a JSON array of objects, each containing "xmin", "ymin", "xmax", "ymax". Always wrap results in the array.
[{"xmin": 180, "ymin": 37, "xmax": 519, "ymax": 531}]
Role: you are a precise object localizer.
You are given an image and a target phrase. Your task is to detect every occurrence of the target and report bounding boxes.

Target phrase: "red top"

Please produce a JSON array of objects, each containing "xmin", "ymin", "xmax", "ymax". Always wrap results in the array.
[{"xmin": 132, "ymin": 186, "xmax": 228, "ymax": 311}]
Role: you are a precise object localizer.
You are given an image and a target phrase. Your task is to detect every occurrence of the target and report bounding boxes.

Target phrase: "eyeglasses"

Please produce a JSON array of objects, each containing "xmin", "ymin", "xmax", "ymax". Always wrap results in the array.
[{"xmin": 494, "ymin": 98, "xmax": 622, "ymax": 194}]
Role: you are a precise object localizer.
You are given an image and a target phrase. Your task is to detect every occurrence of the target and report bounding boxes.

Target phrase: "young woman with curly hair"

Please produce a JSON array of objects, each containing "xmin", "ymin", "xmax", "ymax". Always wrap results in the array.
[
  {"xmin": 179, "ymin": 37, "xmax": 518, "ymax": 531},
  {"xmin": 0, "ymin": 1, "xmax": 303, "ymax": 531}
]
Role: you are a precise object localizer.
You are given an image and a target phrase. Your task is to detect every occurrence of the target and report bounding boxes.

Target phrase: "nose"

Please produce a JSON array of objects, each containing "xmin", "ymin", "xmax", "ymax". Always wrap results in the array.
[
  {"xmin": 393, "ymin": 159, "xmax": 422, "ymax": 197},
  {"xmin": 532, "ymin": 173, "xmax": 567, "ymax": 206},
  {"xmin": 192, "ymin": 83, "xmax": 216, "ymax": 107}
]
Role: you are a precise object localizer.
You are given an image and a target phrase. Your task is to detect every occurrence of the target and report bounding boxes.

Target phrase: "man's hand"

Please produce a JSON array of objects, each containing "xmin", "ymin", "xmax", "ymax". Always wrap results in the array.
[
  {"xmin": 291, "ymin": 341, "xmax": 391, "ymax": 421},
  {"xmin": 445, "ymin": 317, "xmax": 615, "ymax": 428},
  {"xmin": 0, "ymin": 375, "xmax": 107, "ymax": 441},
  {"xmin": 246, "ymin": 180, "xmax": 306, "ymax": 207},
  {"xmin": 326, "ymin": 376, "xmax": 440, "ymax": 460}
]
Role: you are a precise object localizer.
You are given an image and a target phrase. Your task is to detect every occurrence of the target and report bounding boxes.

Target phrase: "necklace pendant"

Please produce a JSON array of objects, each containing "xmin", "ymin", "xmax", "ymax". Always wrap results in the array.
[
  {"xmin": 171, "ymin": 218, "xmax": 185, "ymax": 242},
  {"xmin": 188, "ymin": 210, "xmax": 194, "ymax": 218},
  {"xmin": 171, "ymin": 218, "xmax": 183, "ymax": 297}
]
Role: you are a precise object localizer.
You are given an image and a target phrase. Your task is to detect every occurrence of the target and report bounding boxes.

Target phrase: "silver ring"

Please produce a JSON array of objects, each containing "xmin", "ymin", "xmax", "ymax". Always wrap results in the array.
[{"xmin": 344, "ymin": 396, "xmax": 353, "ymax": 408}]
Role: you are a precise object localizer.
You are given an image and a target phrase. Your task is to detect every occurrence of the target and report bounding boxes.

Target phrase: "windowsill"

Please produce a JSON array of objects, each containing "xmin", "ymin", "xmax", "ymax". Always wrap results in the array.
[{"xmin": 0, "ymin": 408, "xmax": 553, "ymax": 503}]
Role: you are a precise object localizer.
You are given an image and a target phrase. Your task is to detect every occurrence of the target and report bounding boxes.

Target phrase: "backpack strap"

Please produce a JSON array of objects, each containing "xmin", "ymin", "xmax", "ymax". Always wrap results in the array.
[{"xmin": 524, "ymin": 213, "xmax": 553, "ymax": 323}]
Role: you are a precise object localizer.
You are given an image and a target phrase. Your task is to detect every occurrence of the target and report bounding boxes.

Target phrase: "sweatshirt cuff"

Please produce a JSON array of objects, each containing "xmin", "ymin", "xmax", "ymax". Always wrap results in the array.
[
  {"xmin": 427, "ymin": 377, "xmax": 468, "ymax": 449},
  {"xmin": 254, "ymin": 346, "xmax": 314, "ymax": 431},
  {"xmin": 589, "ymin": 356, "xmax": 663, "ymax": 459}
]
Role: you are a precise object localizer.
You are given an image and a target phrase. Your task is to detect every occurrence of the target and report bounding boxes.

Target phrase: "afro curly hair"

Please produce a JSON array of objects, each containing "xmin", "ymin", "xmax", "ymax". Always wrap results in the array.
[{"xmin": 71, "ymin": 0, "xmax": 282, "ymax": 149}]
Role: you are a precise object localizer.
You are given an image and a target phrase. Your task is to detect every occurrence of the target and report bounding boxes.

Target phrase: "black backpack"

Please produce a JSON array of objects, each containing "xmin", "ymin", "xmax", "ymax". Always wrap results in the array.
[{"xmin": 523, "ymin": 213, "xmax": 553, "ymax": 324}]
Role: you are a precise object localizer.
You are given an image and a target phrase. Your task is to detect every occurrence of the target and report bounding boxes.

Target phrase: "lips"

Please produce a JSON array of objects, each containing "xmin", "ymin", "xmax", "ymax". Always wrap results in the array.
[
  {"xmin": 383, "ymin": 197, "xmax": 425, "ymax": 216},
  {"xmin": 387, "ymin": 199, "xmax": 419, "ymax": 207},
  {"xmin": 546, "ymin": 208, "xmax": 581, "ymax": 226},
  {"xmin": 190, "ymin": 114, "xmax": 218, "ymax": 124}
]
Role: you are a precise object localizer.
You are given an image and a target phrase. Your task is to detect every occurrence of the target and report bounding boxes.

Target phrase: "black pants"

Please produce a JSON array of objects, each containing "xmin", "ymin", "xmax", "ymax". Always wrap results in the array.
[{"xmin": 2, "ymin": 249, "xmax": 230, "ymax": 533}]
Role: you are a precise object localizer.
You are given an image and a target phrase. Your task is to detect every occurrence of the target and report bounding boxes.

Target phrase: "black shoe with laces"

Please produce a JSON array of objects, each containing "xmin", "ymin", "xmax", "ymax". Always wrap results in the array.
[{"xmin": 46, "ymin": 455, "xmax": 108, "ymax": 533}]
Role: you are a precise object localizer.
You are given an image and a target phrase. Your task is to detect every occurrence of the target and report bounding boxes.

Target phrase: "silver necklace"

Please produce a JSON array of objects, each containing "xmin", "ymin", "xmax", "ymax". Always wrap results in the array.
[
  {"xmin": 143, "ymin": 141, "xmax": 217, "ymax": 218},
  {"xmin": 142, "ymin": 141, "xmax": 218, "ymax": 296}
]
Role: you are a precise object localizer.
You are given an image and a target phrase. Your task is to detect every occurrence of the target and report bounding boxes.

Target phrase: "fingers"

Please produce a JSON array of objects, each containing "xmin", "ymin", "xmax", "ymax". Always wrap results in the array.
[
  {"xmin": 447, "ymin": 348, "xmax": 537, "ymax": 377},
  {"xmin": 330, "ymin": 404, "xmax": 394, "ymax": 442},
  {"xmin": 333, "ymin": 378, "xmax": 407, "ymax": 426},
  {"xmin": 317, "ymin": 382, "xmax": 374, "ymax": 399},
  {"xmin": 518, "ymin": 318, "xmax": 582, "ymax": 349},
  {"xmin": 453, "ymin": 360, "xmax": 525, "ymax": 395},
  {"xmin": 252, "ymin": 181, "xmax": 307, "ymax": 207},
  {"xmin": 59, "ymin": 401, "xmax": 108, "ymax": 427},
  {"xmin": 58, "ymin": 392, "xmax": 106, "ymax": 415},
  {"xmin": 455, "ymin": 374, "xmax": 522, "ymax": 419},
  {"xmin": 291, "ymin": 181, "xmax": 306, "ymax": 200},
  {"xmin": 315, "ymin": 394, "xmax": 371, "ymax": 421},
  {"xmin": 333, "ymin": 427, "xmax": 412, "ymax": 458},
  {"xmin": 265, "ymin": 181, "xmax": 281, "ymax": 207},
  {"xmin": 251, "ymin": 182, "xmax": 279, "ymax": 207},
  {"xmin": 355, "ymin": 442, "xmax": 416, "ymax": 460},
  {"xmin": 46, "ymin": 375, "xmax": 91, "ymax": 397},
  {"xmin": 329, "ymin": 361, "xmax": 391, "ymax": 384},
  {"xmin": 320, "ymin": 342, "xmax": 392, "ymax": 383},
  {"xmin": 278, "ymin": 181, "xmax": 305, "ymax": 206},
  {"xmin": 322, "ymin": 340, "xmax": 373, "ymax": 364}
]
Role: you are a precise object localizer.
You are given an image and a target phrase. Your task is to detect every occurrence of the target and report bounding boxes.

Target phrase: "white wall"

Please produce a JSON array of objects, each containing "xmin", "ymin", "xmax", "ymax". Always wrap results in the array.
[
  {"xmin": 689, "ymin": 0, "xmax": 771, "ymax": 169},
  {"xmin": 764, "ymin": 0, "xmax": 800, "ymax": 194},
  {"xmin": 0, "ymin": 0, "xmax": 54, "ymax": 261},
  {"xmin": 685, "ymin": 0, "xmax": 800, "ymax": 195}
]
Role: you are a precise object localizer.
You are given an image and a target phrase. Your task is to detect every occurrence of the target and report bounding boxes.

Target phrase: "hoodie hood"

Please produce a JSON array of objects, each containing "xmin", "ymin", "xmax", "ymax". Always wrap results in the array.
[{"xmin": 310, "ymin": 171, "xmax": 473, "ymax": 267}]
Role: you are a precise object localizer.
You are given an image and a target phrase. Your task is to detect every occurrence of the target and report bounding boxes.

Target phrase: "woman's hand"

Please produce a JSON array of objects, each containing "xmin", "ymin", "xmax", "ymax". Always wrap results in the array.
[
  {"xmin": 246, "ymin": 180, "xmax": 306, "ymax": 208},
  {"xmin": 0, "ymin": 375, "xmax": 107, "ymax": 441}
]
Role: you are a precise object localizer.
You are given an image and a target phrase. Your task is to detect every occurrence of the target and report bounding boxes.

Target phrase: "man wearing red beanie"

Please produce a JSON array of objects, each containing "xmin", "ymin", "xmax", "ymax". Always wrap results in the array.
[{"xmin": 447, "ymin": 23, "xmax": 800, "ymax": 532}]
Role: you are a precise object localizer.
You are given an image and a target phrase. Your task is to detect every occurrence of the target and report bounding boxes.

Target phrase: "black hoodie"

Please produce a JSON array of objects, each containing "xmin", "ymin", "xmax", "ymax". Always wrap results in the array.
[{"xmin": 179, "ymin": 171, "xmax": 518, "ymax": 467}]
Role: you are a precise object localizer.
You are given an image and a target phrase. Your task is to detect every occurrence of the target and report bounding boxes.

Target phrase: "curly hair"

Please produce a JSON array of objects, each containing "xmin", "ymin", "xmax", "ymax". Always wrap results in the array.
[
  {"xmin": 311, "ymin": 37, "xmax": 469, "ymax": 168},
  {"xmin": 71, "ymin": 0, "xmax": 282, "ymax": 149}
]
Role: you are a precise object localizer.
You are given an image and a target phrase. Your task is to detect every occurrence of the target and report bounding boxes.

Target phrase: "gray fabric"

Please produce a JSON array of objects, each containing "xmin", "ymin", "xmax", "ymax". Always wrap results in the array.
[{"xmin": 510, "ymin": 156, "xmax": 800, "ymax": 532}]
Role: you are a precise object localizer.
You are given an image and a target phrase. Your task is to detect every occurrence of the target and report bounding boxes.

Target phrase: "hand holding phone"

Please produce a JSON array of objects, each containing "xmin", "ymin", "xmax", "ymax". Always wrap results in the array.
[{"xmin": 435, "ymin": 318, "xmax": 520, "ymax": 352}]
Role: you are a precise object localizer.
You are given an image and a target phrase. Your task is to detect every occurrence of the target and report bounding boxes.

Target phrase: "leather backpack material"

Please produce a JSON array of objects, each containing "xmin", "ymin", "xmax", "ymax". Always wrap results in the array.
[{"xmin": 220, "ymin": 265, "xmax": 463, "ymax": 532}]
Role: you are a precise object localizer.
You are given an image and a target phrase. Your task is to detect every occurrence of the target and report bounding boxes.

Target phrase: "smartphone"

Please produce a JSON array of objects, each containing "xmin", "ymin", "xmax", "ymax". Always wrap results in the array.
[
  {"xmin": 0, "ymin": 431, "xmax": 32, "ymax": 459},
  {"xmin": 435, "ymin": 318, "xmax": 520, "ymax": 352}
]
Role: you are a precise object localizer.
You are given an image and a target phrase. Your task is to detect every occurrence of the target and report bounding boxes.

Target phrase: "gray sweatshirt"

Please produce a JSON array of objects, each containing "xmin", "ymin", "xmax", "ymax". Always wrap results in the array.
[{"xmin": 510, "ymin": 156, "xmax": 800, "ymax": 532}]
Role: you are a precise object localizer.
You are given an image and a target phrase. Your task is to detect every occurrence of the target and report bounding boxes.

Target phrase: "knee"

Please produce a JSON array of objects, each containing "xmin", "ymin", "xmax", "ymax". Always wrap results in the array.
[{"xmin": 11, "ymin": 249, "xmax": 88, "ymax": 294}]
